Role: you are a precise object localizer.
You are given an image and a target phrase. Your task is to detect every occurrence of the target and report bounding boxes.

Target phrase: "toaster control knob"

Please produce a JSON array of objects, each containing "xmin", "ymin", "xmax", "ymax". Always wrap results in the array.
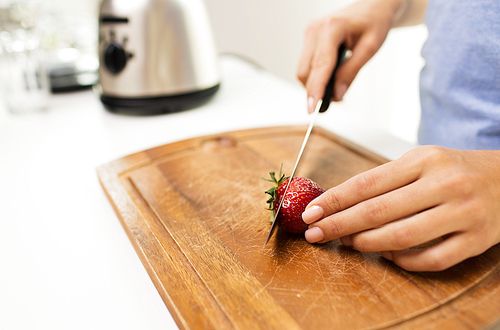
[{"xmin": 104, "ymin": 42, "xmax": 127, "ymax": 74}]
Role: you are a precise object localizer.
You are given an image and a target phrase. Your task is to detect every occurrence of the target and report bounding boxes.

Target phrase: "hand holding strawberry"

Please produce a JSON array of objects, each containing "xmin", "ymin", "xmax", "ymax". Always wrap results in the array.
[{"xmin": 264, "ymin": 167, "xmax": 325, "ymax": 235}]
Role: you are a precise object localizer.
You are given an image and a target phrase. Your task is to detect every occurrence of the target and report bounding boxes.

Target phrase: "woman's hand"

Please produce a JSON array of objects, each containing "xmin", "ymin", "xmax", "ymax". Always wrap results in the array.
[
  {"xmin": 297, "ymin": 0, "xmax": 404, "ymax": 113},
  {"xmin": 302, "ymin": 146, "xmax": 500, "ymax": 272}
]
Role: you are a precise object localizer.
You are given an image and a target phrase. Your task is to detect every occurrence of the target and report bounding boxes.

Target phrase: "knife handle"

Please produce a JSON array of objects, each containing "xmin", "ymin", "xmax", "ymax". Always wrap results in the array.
[{"xmin": 319, "ymin": 44, "xmax": 348, "ymax": 113}]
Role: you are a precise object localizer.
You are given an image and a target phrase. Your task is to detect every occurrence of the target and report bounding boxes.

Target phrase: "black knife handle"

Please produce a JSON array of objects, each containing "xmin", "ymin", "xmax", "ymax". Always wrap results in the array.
[{"xmin": 319, "ymin": 44, "xmax": 348, "ymax": 113}]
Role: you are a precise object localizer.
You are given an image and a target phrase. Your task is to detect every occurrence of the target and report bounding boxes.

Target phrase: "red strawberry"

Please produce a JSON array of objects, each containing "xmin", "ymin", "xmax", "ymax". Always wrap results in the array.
[{"xmin": 264, "ymin": 167, "xmax": 325, "ymax": 235}]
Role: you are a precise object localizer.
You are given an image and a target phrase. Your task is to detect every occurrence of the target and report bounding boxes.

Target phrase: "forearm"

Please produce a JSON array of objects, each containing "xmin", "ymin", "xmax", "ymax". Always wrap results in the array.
[{"xmin": 392, "ymin": 0, "xmax": 429, "ymax": 27}]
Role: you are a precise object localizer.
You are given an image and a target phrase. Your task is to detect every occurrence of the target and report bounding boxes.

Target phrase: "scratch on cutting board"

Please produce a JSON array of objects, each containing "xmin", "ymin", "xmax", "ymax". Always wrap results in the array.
[
  {"xmin": 298, "ymin": 291, "xmax": 332, "ymax": 323},
  {"xmin": 250, "ymin": 271, "xmax": 278, "ymax": 302},
  {"xmin": 315, "ymin": 257, "xmax": 340, "ymax": 323},
  {"xmin": 377, "ymin": 264, "xmax": 399, "ymax": 288}
]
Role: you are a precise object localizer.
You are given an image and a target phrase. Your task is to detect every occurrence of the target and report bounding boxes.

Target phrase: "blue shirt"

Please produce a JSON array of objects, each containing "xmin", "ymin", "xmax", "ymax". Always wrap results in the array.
[{"xmin": 418, "ymin": 0, "xmax": 500, "ymax": 150}]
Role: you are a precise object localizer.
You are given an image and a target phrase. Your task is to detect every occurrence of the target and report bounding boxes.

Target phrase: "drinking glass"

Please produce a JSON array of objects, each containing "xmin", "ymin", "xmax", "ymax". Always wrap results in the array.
[{"xmin": 0, "ymin": 0, "xmax": 49, "ymax": 114}]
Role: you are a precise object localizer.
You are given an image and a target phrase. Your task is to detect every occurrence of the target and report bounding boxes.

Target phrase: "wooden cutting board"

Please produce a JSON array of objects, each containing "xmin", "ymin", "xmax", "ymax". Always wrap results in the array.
[{"xmin": 97, "ymin": 126, "xmax": 500, "ymax": 330}]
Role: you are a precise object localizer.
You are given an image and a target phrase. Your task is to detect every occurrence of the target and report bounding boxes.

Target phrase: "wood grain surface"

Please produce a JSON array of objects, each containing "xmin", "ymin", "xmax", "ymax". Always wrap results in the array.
[{"xmin": 97, "ymin": 126, "xmax": 500, "ymax": 330}]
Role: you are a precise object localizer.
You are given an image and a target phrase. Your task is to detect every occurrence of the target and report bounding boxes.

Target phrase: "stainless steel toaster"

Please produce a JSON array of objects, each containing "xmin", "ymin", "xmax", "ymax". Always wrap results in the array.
[{"xmin": 98, "ymin": 0, "xmax": 220, "ymax": 115}]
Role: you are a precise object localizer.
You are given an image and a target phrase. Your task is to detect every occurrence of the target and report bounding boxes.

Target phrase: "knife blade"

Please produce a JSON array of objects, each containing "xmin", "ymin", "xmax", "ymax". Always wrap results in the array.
[{"xmin": 264, "ymin": 44, "xmax": 347, "ymax": 246}]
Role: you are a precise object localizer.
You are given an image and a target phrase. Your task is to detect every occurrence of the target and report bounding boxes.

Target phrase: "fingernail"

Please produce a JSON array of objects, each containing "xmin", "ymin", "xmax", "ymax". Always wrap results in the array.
[
  {"xmin": 380, "ymin": 251, "xmax": 393, "ymax": 261},
  {"xmin": 335, "ymin": 83, "xmax": 347, "ymax": 101},
  {"xmin": 307, "ymin": 96, "xmax": 315, "ymax": 114},
  {"xmin": 302, "ymin": 205, "xmax": 324, "ymax": 224},
  {"xmin": 305, "ymin": 227, "xmax": 325, "ymax": 243},
  {"xmin": 340, "ymin": 235, "xmax": 352, "ymax": 246}
]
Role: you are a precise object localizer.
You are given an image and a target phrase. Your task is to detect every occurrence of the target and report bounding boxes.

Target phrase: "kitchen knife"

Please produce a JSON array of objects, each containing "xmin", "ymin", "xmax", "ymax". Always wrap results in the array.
[{"xmin": 264, "ymin": 44, "xmax": 347, "ymax": 246}]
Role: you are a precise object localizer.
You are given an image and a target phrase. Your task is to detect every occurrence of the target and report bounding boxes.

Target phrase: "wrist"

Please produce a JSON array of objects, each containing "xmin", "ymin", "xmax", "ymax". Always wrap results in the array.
[
  {"xmin": 391, "ymin": 0, "xmax": 409, "ymax": 27},
  {"xmin": 391, "ymin": 0, "xmax": 428, "ymax": 27}
]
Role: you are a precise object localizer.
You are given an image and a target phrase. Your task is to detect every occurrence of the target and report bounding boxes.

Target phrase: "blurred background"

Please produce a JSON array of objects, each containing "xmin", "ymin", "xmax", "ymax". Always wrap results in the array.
[{"xmin": 0, "ymin": 0, "xmax": 427, "ymax": 144}]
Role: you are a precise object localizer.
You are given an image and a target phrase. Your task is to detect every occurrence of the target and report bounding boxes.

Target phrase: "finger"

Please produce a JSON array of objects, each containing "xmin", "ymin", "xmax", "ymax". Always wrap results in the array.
[
  {"xmin": 297, "ymin": 20, "xmax": 321, "ymax": 87},
  {"xmin": 303, "ymin": 155, "xmax": 422, "ymax": 224},
  {"xmin": 305, "ymin": 19, "xmax": 345, "ymax": 109},
  {"xmin": 332, "ymin": 32, "xmax": 383, "ymax": 101},
  {"xmin": 381, "ymin": 233, "xmax": 487, "ymax": 272},
  {"xmin": 348, "ymin": 203, "xmax": 465, "ymax": 252},
  {"xmin": 339, "ymin": 235, "xmax": 352, "ymax": 246},
  {"xmin": 305, "ymin": 176, "xmax": 441, "ymax": 243}
]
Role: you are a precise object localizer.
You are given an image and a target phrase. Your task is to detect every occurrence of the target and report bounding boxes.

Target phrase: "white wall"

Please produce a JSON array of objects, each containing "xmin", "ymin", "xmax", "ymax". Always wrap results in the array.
[
  {"xmin": 204, "ymin": 0, "xmax": 427, "ymax": 145},
  {"xmin": 44, "ymin": 0, "xmax": 100, "ymax": 16}
]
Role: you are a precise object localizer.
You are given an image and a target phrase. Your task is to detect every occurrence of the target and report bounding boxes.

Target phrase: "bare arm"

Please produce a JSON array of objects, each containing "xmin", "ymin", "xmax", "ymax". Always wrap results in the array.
[{"xmin": 393, "ymin": 0, "xmax": 429, "ymax": 27}]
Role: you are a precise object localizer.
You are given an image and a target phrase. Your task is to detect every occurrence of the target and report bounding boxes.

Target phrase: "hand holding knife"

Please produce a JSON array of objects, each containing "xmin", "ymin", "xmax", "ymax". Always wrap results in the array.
[{"xmin": 264, "ymin": 44, "xmax": 347, "ymax": 246}]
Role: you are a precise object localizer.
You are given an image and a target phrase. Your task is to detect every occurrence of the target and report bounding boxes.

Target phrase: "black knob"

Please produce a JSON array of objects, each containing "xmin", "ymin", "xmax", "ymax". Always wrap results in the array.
[{"xmin": 104, "ymin": 42, "xmax": 127, "ymax": 74}]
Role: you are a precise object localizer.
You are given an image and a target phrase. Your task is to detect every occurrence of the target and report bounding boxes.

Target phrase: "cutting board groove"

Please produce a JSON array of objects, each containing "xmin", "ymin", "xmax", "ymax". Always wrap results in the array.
[{"xmin": 97, "ymin": 126, "xmax": 500, "ymax": 330}]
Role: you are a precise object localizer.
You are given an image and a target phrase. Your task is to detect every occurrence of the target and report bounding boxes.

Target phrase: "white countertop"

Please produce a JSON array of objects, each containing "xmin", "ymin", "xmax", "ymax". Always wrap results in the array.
[{"xmin": 0, "ymin": 56, "xmax": 414, "ymax": 330}]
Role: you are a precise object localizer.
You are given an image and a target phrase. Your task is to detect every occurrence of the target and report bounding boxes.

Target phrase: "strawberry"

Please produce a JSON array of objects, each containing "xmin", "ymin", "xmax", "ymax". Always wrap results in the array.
[{"xmin": 264, "ymin": 166, "xmax": 325, "ymax": 235}]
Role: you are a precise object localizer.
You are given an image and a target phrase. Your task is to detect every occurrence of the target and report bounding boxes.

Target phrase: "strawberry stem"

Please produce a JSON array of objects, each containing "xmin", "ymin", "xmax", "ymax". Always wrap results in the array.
[{"xmin": 263, "ymin": 164, "xmax": 289, "ymax": 214}]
